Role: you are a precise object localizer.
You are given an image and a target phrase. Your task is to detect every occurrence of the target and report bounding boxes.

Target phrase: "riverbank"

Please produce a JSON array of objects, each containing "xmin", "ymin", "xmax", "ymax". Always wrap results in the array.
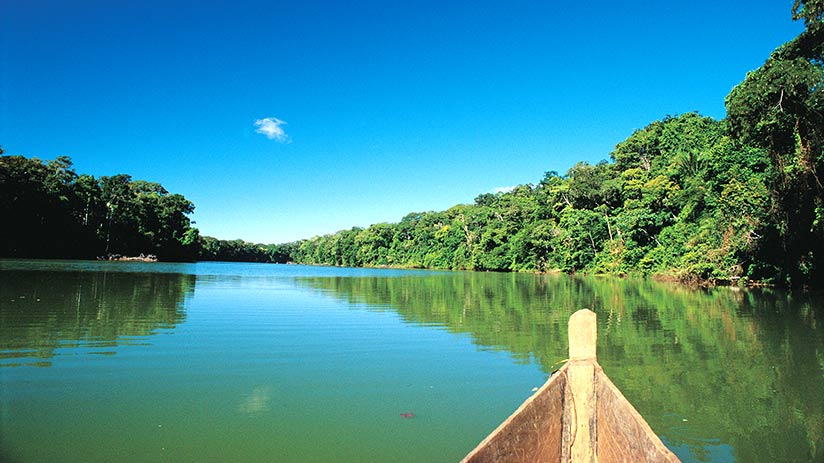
[{"xmin": 97, "ymin": 253, "xmax": 158, "ymax": 262}]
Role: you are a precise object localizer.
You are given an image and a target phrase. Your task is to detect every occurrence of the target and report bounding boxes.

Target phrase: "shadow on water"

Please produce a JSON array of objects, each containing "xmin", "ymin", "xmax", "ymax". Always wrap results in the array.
[
  {"xmin": 0, "ymin": 268, "xmax": 194, "ymax": 366},
  {"xmin": 296, "ymin": 271, "xmax": 824, "ymax": 463}
]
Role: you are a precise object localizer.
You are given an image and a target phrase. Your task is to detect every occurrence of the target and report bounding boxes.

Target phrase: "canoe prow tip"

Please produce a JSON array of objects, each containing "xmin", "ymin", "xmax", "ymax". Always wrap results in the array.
[
  {"xmin": 569, "ymin": 309, "xmax": 597, "ymax": 361},
  {"xmin": 460, "ymin": 308, "xmax": 683, "ymax": 463}
]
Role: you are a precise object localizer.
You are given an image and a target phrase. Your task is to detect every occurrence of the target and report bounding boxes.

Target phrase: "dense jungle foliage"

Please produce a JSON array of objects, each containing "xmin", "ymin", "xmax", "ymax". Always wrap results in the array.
[
  {"xmin": 0, "ymin": 149, "xmax": 292, "ymax": 263},
  {"xmin": 288, "ymin": 113, "xmax": 776, "ymax": 283},
  {"xmin": 287, "ymin": 2, "xmax": 824, "ymax": 287},
  {"xmin": 2, "ymin": 1, "xmax": 821, "ymax": 285},
  {"xmin": 0, "ymin": 150, "xmax": 200, "ymax": 261}
]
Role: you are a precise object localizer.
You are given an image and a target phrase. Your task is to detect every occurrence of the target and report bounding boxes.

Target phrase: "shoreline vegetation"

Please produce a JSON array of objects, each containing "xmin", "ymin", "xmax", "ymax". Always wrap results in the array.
[
  {"xmin": 97, "ymin": 253, "xmax": 159, "ymax": 262},
  {"xmin": 2, "ymin": 2, "xmax": 822, "ymax": 288}
]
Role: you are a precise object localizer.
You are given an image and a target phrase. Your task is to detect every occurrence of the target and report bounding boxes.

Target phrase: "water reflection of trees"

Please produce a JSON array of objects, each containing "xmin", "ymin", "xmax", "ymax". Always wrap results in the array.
[
  {"xmin": 0, "ymin": 270, "xmax": 194, "ymax": 366},
  {"xmin": 298, "ymin": 272, "xmax": 824, "ymax": 463}
]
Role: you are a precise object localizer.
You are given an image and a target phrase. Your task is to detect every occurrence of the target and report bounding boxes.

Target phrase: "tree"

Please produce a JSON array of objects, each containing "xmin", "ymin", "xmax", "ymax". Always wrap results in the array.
[
  {"xmin": 725, "ymin": 3, "xmax": 824, "ymax": 285},
  {"xmin": 1, "ymin": 153, "xmax": 199, "ymax": 261},
  {"xmin": 793, "ymin": 0, "xmax": 824, "ymax": 27}
]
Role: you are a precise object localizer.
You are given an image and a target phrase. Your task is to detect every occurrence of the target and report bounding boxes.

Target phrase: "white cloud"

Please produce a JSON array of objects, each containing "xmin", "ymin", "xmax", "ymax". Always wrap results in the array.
[
  {"xmin": 491, "ymin": 186, "xmax": 516, "ymax": 194},
  {"xmin": 254, "ymin": 117, "xmax": 290, "ymax": 142}
]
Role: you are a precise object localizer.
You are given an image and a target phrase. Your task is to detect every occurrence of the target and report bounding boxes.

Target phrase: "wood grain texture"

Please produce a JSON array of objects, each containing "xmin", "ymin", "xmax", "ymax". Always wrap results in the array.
[
  {"xmin": 564, "ymin": 361, "xmax": 597, "ymax": 463},
  {"xmin": 595, "ymin": 369, "xmax": 681, "ymax": 463},
  {"xmin": 568, "ymin": 309, "xmax": 597, "ymax": 361},
  {"xmin": 458, "ymin": 310, "xmax": 683, "ymax": 463},
  {"xmin": 460, "ymin": 367, "xmax": 566, "ymax": 463}
]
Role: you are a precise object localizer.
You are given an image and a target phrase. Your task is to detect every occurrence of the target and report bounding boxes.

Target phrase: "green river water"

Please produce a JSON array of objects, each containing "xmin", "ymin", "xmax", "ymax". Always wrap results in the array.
[{"xmin": 0, "ymin": 260, "xmax": 822, "ymax": 462}]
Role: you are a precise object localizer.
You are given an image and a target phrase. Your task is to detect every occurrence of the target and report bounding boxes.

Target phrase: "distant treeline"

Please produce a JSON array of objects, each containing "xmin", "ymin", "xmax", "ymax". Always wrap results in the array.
[
  {"xmin": 2, "ymin": 2, "xmax": 821, "ymax": 286},
  {"xmin": 290, "ymin": 113, "xmax": 792, "ymax": 283},
  {"xmin": 288, "ymin": 4, "xmax": 824, "ymax": 287},
  {"xmin": 0, "ymin": 151, "xmax": 297, "ymax": 264},
  {"xmin": 0, "ymin": 149, "xmax": 293, "ymax": 264},
  {"xmin": 0, "ymin": 151, "xmax": 201, "ymax": 261},
  {"xmin": 198, "ymin": 236, "xmax": 293, "ymax": 263}
]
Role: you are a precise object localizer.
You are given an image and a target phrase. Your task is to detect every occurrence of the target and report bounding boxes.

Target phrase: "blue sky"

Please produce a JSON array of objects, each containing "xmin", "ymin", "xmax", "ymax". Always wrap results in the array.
[{"xmin": 1, "ymin": 0, "xmax": 804, "ymax": 244}]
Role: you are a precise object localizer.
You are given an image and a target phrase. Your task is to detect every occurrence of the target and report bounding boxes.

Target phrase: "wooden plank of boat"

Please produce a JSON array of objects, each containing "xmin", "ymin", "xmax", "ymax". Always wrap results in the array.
[{"xmin": 460, "ymin": 309, "xmax": 682, "ymax": 463}]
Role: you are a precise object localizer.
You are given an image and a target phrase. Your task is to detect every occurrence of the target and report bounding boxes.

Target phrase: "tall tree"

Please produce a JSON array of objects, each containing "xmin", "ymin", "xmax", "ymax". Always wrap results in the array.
[
  {"xmin": 725, "ymin": 3, "xmax": 824, "ymax": 285},
  {"xmin": 793, "ymin": 0, "xmax": 824, "ymax": 27},
  {"xmin": 1, "ymin": 153, "xmax": 199, "ymax": 261}
]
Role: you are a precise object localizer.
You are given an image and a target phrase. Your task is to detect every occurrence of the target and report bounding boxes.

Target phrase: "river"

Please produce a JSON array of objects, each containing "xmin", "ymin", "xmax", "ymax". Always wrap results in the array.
[{"xmin": 1, "ymin": 260, "xmax": 822, "ymax": 462}]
